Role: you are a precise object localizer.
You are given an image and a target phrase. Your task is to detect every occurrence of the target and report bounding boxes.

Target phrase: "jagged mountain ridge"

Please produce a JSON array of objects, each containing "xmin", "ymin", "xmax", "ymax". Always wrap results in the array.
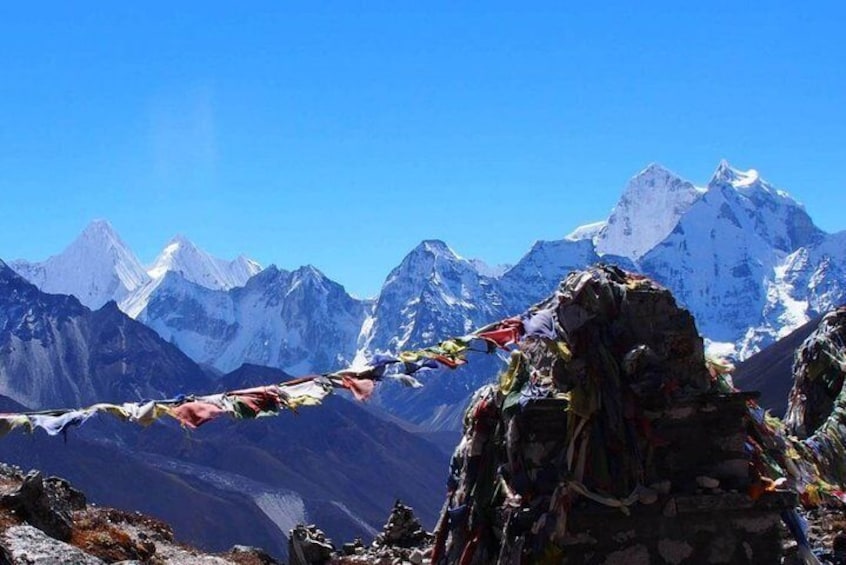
[
  {"xmin": 146, "ymin": 234, "xmax": 261, "ymax": 291},
  {"xmin": 11, "ymin": 221, "xmax": 263, "ymax": 313},
  {"xmin": 548, "ymin": 160, "xmax": 837, "ymax": 356},
  {"xmin": 356, "ymin": 161, "xmax": 844, "ymax": 428},
  {"xmin": 8, "ymin": 160, "xmax": 844, "ymax": 430},
  {"xmin": 136, "ymin": 265, "xmax": 370, "ymax": 374}
]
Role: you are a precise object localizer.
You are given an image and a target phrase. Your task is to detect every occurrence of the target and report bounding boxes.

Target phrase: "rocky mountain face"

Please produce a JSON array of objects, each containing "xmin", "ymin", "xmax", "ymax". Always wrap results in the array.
[
  {"xmin": 0, "ymin": 259, "xmax": 209, "ymax": 409},
  {"xmin": 136, "ymin": 265, "xmax": 370, "ymax": 374},
  {"xmin": 360, "ymin": 241, "xmax": 513, "ymax": 429}
]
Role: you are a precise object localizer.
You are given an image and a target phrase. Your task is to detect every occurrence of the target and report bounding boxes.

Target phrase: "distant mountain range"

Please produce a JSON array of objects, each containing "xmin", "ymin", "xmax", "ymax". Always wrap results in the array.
[
  {"xmin": 11, "ymin": 221, "xmax": 261, "ymax": 313},
  {"xmin": 8, "ymin": 160, "xmax": 846, "ymax": 430},
  {"xmin": 0, "ymin": 264, "xmax": 448, "ymax": 560}
]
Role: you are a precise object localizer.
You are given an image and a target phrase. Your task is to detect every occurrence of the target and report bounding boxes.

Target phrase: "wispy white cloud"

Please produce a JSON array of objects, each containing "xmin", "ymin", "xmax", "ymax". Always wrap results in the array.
[{"xmin": 148, "ymin": 83, "xmax": 218, "ymax": 185}]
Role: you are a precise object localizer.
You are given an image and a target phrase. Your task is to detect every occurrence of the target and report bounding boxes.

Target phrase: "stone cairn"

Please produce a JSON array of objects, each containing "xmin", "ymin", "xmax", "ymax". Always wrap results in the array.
[{"xmin": 431, "ymin": 265, "xmax": 795, "ymax": 564}]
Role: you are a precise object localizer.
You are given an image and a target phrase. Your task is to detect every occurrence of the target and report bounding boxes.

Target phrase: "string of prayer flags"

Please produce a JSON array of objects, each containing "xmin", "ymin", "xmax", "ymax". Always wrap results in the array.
[{"xmin": 0, "ymin": 288, "xmax": 567, "ymax": 441}]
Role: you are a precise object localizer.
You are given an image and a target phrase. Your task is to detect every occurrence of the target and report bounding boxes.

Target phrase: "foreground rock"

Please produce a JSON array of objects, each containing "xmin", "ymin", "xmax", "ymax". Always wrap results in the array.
[{"xmin": 0, "ymin": 463, "xmax": 279, "ymax": 564}]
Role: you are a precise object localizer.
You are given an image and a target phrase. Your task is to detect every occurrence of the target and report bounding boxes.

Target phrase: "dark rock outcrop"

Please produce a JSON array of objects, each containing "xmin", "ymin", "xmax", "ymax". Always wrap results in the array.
[
  {"xmin": 0, "ymin": 260, "xmax": 210, "ymax": 410},
  {"xmin": 0, "ymin": 470, "xmax": 83, "ymax": 542}
]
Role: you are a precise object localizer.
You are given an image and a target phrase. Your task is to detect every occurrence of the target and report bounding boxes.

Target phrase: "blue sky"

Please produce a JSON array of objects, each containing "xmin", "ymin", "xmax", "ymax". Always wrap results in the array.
[{"xmin": 1, "ymin": 2, "xmax": 843, "ymax": 297}]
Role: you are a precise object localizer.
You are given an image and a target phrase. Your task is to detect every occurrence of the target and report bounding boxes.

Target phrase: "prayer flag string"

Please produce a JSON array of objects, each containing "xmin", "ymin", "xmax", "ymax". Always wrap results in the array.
[{"xmin": 0, "ymin": 307, "xmax": 559, "ymax": 440}]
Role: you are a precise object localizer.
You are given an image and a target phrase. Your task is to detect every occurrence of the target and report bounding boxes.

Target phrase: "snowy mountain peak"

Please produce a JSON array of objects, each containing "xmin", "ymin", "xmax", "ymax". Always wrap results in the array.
[
  {"xmin": 389, "ymin": 239, "xmax": 469, "ymax": 284},
  {"xmin": 147, "ymin": 235, "xmax": 197, "ymax": 279},
  {"xmin": 711, "ymin": 159, "xmax": 762, "ymax": 189},
  {"xmin": 292, "ymin": 264, "xmax": 327, "ymax": 285},
  {"xmin": 10, "ymin": 220, "xmax": 150, "ymax": 310},
  {"xmin": 240, "ymin": 264, "xmax": 292, "ymax": 294},
  {"xmin": 709, "ymin": 160, "xmax": 798, "ymax": 204},
  {"xmin": 231, "ymin": 255, "xmax": 262, "ymax": 278},
  {"xmin": 638, "ymin": 162, "xmax": 675, "ymax": 178},
  {"xmin": 147, "ymin": 234, "xmax": 262, "ymax": 291},
  {"xmin": 73, "ymin": 219, "xmax": 138, "ymax": 258},
  {"xmin": 594, "ymin": 163, "xmax": 705, "ymax": 259},
  {"xmin": 415, "ymin": 239, "xmax": 459, "ymax": 259},
  {"xmin": 80, "ymin": 218, "xmax": 121, "ymax": 241}
]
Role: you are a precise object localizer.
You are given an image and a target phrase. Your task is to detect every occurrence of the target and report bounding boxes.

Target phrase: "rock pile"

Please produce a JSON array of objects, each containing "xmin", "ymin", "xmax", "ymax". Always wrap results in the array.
[
  {"xmin": 372, "ymin": 500, "xmax": 432, "ymax": 551},
  {"xmin": 431, "ymin": 266, "xmax": 794, "ymax": 564},
  {"xmin": 289, "ymin": 500, "xmax": 433, "ymax": 565}
]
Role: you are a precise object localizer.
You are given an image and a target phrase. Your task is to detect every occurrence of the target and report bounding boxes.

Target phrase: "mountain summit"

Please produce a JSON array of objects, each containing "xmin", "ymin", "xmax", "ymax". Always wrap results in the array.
[
  {"xmin": 11, "ymin": 222, "xmax": 263, "ymax": 314},
  {"xmin": 11, "ymin": 220, "xmax": 149, "ymax": 310},
  {"xmin": 594, "ymin": 163, "xmax": 705, "ymax": 259},
  {"xmin": 147, "ymin": 234, "xmax": 261, "ymax": 291}
]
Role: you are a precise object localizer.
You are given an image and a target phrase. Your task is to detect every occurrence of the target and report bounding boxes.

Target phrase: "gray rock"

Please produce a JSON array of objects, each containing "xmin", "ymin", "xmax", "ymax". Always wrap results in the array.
[
  {"xmin": 288, "ymin": 524, "xmax": 334, "ymax": 565},
  {"xmin": 1, "ymin": 524, "xmax": 104, "ymax": 564}
]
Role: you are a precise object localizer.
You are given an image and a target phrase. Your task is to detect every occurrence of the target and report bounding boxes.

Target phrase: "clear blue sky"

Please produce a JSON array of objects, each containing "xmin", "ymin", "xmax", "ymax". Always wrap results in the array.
[{"xmin": 1, "ymin": 2, "xmax": 843, "ymax": 297}]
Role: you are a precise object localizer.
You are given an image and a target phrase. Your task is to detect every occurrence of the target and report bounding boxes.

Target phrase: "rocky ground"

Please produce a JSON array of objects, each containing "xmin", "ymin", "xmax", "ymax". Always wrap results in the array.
[
  {"xmin": 2, "ymin": 457, "xmax": 846, "ymax": 564},
  {"xmin": 0, "ymin": 463, "xmax": 279, "ymax": 564}
]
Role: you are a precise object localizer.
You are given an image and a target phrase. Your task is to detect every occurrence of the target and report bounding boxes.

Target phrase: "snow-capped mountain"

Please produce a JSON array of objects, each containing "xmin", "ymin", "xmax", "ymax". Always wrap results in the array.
[
  {"xmin": 11, "ymin": 220, "xmax": 150, "ymax": 310},
  {"xmin": 136, "ymin": 265, "xmax": 369, "ymax": 374},
  {"xmin": 593, "ymin": 163, "xmax": 706, "ymax": 259},
  {"xmin": 147, "ymin": 234, "xmax": 261, "ymax": 291},
  {"xmin": 11, "ymin": 221, "xmax": 263, "ymax": 316},
  {"xmin": 560, "ymin": 160, "xmax": 835, "ymax": 358},
  {"xmin": 743, "ymin": 231, "xmax": 846, "ymax": 357},
  {"xmin": 362, "ymin": 240, "xmax": 508, "ymax": 353},
  {"xmin": 636, "ymin": 162, "xmax": 825, "ymax": 354},
  {"xmin": 358, "ymin": 240, "xmax": 513, "ymax": 428},
  {"xmin": 119, "ymin": 234, "xmax": 263, "ymax": 319}
]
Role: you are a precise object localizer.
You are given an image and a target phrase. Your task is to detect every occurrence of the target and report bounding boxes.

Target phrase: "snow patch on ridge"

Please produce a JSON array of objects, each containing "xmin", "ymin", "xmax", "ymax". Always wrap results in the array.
[{"xmin": 566, "ymin": 221, "xmax": 606, "ymax": 242}]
